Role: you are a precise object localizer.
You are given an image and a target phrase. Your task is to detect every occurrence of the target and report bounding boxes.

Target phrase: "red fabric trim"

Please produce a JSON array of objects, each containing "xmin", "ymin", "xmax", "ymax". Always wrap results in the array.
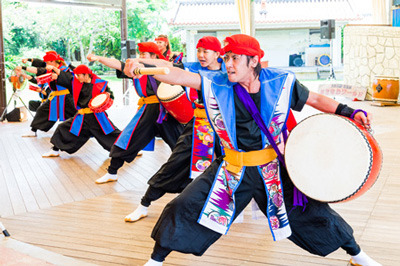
[{"xmin": 138, "ymin": 76, "xmax": 148, "ymax": 97}]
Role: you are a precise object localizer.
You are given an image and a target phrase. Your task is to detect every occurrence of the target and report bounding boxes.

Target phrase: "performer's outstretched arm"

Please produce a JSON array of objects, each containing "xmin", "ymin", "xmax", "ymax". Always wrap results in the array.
[
  {"xmin": 306, "ymin": 91, "xmax": 371, "ymax": 128},
  {"xmin": 124, "ymin": 59, "xmax": 201, "ymax": 90},
  {"xmin": 87, "ymin": 54, "xmax": 122, "ymax": 71}
]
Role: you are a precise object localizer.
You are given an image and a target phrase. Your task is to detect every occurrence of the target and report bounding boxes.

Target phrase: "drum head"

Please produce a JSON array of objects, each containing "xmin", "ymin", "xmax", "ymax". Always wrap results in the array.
[
  {"xmin": 157, "ymin": 82, "xmax": 184, "ymax": 101},
  {"xmin": 285, "ymin": 114, "xmax": 373, "ymax": 202},
  {"xmin": 91, "ymin": 93, "xmax": 108, "ymax": 107}
]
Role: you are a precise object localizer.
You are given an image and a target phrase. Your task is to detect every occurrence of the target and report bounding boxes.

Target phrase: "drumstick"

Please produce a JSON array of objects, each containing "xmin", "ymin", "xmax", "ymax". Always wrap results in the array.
[{"xmin": 132, "ymin": 67, "xmax": 170, "ymax": 75}]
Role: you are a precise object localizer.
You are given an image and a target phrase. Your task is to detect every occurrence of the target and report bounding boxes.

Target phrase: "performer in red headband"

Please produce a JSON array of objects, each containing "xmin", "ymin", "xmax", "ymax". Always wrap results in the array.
[
  {"xmin": 155, "ymin": 35, "xmax": 171, "ymax": 61},
  {"xmin": 124, "ymin": 34, "xmax": 380, "ymax": 266},
  {"xmin": 41, "ymin": 64, "xmax": 121, "ymax": 157},
  {"xmin": 21, "ymin": 51, "xmax": 76, "ymax": 137},
  {"xmin": 87, "ymin": 42, "xmax": 184, "ymax": 184},
  {"xmin": 124, "ymin": 36, "xmax": 225, "ymax": 223}
]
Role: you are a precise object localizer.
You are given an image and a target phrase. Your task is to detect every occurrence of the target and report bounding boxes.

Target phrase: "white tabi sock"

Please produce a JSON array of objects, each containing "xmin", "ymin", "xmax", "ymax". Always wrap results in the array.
[
  {"xmin": 125, "ymin": 204, "xmax": 148, "ymax": 222},
  {"xmin": 350, "ymin": 250, "xmax": 382, "ymax": 266},
  {"xmin": 143, "ymin": 258, "xmax": 163, "ymax": 266}
]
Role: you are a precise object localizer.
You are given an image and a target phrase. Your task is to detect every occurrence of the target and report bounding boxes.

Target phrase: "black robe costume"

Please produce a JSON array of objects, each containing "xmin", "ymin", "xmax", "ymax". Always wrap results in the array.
[
  {"xmin": 50, "ymin": 71, "xmax": 121, "ymax": 154},
  {"xmin": 150, "ymin": 80, "xmax": 360, "ymax": 260}
]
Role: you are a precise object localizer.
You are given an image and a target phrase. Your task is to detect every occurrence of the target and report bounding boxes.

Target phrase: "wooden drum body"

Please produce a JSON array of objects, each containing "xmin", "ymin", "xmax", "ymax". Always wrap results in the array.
[
  {"xmin": 29, "ymin": 83, "xmax": 41, "ymax": 92},
  {"xmin": 157, "ymin": 82, "xmax": 194, "ymax": 124},
  {"xmin": 372, "ymin": 76, "xmax": 399, "ymax": 102},
  {"xmin": 36, "ymin": 73, "xmax": 53, "ymax": 85},
  {"xmin": 88, "ymin": 92, "xmax": 113, "ymax": 113},
  {"xmin": 284, "ymin": 114, "xmax": 382, "ymax": 203}
]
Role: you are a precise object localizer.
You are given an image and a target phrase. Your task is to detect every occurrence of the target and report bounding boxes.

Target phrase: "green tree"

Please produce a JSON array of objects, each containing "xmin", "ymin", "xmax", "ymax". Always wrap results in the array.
[{"xmin": 2, "ymin": 0, "xmax": 183, "ymax": 64}]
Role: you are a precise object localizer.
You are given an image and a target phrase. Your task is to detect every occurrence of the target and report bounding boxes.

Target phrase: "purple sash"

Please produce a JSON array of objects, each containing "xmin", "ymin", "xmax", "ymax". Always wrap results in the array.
[{"xmin": 234, "ymin": 84, "xmax": 308, "ymax": 210}]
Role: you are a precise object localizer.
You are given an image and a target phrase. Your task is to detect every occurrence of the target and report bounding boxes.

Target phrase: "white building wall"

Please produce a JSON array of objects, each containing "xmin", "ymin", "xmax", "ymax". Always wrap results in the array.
[{"xmin": 184, "ymin": 28, "xmax": 341, "ymax": 68}]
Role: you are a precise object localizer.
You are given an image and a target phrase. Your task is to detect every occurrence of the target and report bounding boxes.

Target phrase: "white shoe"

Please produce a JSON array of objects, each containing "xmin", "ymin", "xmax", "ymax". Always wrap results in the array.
[
  {"xmin": 125, "ymin": 205, "xmax": 148, "ymax": 222},
  {"xmin": 42, "ymin": 149, "xmax": 60, "ymax": 158},
  {"xmin": 95, "ymin": 173, "xmax": 118, "ymax": 184},
  {"xmin": 22, "ymin": 131, "xmax": 37, "ymax": 137},
  {"xmin": 144, "ymin": 259, "xmax": 163, "ymax": 266}
]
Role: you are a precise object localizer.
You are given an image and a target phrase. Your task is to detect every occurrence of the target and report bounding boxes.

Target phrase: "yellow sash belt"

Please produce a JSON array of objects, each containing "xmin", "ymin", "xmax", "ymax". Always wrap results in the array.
[
  {"xmin": 224, "ymin": 147, "xmax": 277, "ymax": 174},
  {"xmin": 77, "ymin": 108, "xmax": 93, "ymax": 115},
  {"xmin": 48, "ymin": 90, "xmax": 70, "ymax": 101},
  {"xmin": 194, "ymin": 108, "xmax": 207, "ymax": 119},
  {"xmin": 137, "ymin": 95, "xmax": 159, "ymax": 107}
]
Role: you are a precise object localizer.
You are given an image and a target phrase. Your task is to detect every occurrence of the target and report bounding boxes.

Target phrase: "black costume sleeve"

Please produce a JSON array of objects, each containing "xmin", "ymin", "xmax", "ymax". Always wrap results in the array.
[
  {"xmin": 173, "ymin": 62, "xmax": 185, "ymax": 69},
  {"xmin": 116, "ymin": 61, "xmax": 130, "ymax": 79},
  {"xmin": 30, "ymin": 76, "xmax": 38, "ymax": 84},
  {"xmin": 68, "ymin": 64, "xmax": 76, "ymax": 71},
  {"xmin": 105, "ymin": 86, "xmax": 115, "ymax": 99},
  {"xmin": 290, "ymin": 79, "xmax": 310, "ymax": 112},
  {"xmin": 36, "ymin": 67, "xmax": 47, "ymax": 76},
  {"xmin": 31, "ymin": 58, "xmax": 46, "ymax": 68},
  {"xmin": 56, "ymin": 71, "xmax": 74, "ymax": 91}
]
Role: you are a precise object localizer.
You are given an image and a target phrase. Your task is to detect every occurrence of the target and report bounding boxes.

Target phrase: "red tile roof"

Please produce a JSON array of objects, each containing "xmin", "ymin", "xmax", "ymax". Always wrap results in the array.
[{"xmin": 171, "ymin": 0, "xmax": 363, "ymax": 26}]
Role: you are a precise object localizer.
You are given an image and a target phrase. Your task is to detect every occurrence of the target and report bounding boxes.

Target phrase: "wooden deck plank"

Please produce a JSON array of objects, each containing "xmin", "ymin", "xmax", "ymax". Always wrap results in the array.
[
  {"xmin": 1, "ymin": 132, "xmax": 39, "ymax": 213},
  {"xmin": 1, "ymin": 100, "xmax": 399, "ymax": 265},
  {"xmin": 20, "ymin": 135, "xmax": 76, "ymax": 205},
  {"xmin": 0, "ymin": 158, "xmax": 14, "ymax": 217},
  {"xmin": 11, "ymin": 133, "xmax": 53, "ymax": 209},
  {"xmin": 0, "ymin": 138, "xmax": 27, "ymax": 216}
]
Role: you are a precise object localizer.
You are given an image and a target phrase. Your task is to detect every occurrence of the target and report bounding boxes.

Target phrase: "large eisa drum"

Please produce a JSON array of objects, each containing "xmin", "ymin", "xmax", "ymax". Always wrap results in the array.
[
  {"xmin": 157, "ymin": 82, "xmax": 194, "ymax": 124},
  {"xmin": 372, "ymin": 76, "xmax": 399, "ymax": 102},
  {"xmin": 284, "ymin": 114, "xmax": 382, "ymax": 203}
]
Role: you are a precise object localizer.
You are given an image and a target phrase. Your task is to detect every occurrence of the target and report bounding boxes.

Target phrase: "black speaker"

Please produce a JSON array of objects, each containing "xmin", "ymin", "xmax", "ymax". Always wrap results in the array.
[
  {"xmin": 121, "ymin": 40, "xmax": 136, "ymax": 61},
  {"xmin": 6, "ymin": 108, "xmax": 21, "ymax": 122},
  {"xmin": 320, "ymin": 20, "xmax": 335, "ymax": 39},
  {"xmin": 289, "ymin": 54, "xmax": 302, "ymax": 67}
]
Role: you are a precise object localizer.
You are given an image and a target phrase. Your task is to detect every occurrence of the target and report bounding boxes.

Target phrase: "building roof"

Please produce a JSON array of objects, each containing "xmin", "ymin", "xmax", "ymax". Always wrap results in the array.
[{"xmin": 171, "ymin": 0, "xmax": 362, "ymax": 28}]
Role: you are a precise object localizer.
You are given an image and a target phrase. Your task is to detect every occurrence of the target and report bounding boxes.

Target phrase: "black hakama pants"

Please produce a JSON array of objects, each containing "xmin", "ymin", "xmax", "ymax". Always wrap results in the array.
[
  {"xmin": 30, "ymin": 94, "xmax": 76, "ymax": 132},
  {"xmin": 50, "ymin": 113, "xmax": 121, "ymax": 154},
  {"xmin": 141, "ymin": 118, "xmax": 222, "ymax": 207},
  {"xmin": 107, "ymin": 104, "xmax": 184, "ymax": 174},
  {"xmin": 151, "ymin": 158, "xmax": 359, "ymax": 257}
]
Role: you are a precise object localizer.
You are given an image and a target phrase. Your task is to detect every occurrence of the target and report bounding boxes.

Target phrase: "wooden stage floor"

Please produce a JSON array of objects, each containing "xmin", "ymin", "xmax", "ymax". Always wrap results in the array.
[{"xmin": 0, "ymin": 100, "xmax": 400, "ymax": 265}]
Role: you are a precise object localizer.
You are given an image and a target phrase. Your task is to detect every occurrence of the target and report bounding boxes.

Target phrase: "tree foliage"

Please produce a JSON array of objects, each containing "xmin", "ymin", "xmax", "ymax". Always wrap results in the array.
[{"xmin": 2, "ymin": 0, "xmax": 182, "ymax": 71}]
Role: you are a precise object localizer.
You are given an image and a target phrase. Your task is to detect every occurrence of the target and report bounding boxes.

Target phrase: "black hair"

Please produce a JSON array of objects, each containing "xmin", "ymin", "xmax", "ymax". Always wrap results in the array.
[
  {"xmin": 245, "ymin": 55, "xmax": 262, "ymax": 77},
  {"xmin": 157, "ymin": 34, "xmax": 171, "ymax": 51}
]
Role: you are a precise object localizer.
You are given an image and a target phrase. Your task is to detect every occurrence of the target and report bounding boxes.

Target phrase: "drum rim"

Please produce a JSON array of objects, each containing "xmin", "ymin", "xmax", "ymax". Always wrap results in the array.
[
  {"xmin": 89, "ymin": 92, "xmax": 112, "ymax": 112},
  {"xmin": 159, "ymin": 91, "xmax": 185, "ymax": 102},
  {"xmin": 284, "ymin": 113, "xmax": 380, "ymax": 203},
  {"xmin": 157, "ymin": 83, "xmax": 185, "ymax": 102},
  {"xmin": 91, "ymin": 93, "xmax": 109, "ymax": 107}
]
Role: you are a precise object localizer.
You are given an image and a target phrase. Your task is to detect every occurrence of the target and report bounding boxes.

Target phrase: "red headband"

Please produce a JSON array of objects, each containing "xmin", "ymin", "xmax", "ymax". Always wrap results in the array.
[
  {"xmin": 43, "ymin": 52, "xmax": 64, "ymax": 62},
  {"xmin": 223, "ymin": 34, "xmax": 264, "ymax": 62},
  {"xmin": 196, "ymin": 36, "xmax": 224, "ymax": 55},
  {"xmin": 74, "ymin": 65, "xmax": 93, "ymax": 75},
  {"xmin": 138, "ymin": 42, "xmax": 166, "ymax": 60},
  {"xmin": 155, "ymin": 37, "xmax": 168, "ymax": 43}
]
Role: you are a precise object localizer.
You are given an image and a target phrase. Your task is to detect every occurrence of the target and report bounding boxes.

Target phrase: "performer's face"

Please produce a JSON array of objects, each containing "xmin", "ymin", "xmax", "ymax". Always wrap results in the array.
[
  {"xmin": 46, "ymin": 61, "xmax": 58, "ymax": 67},
  {"xmin": 156, "ymin": 40, "xmax": 167, "ymax": 52},
  {"xmin": 223, "ymin": 52, "xmax": 253, "ymax": 83},
  {"xmin": 197, "ymin": 47, "xmax": 220, "ymax": 69},
  {"xmin": 75, "ymin": 73, "xmax": 89, "ymax": 83}
]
